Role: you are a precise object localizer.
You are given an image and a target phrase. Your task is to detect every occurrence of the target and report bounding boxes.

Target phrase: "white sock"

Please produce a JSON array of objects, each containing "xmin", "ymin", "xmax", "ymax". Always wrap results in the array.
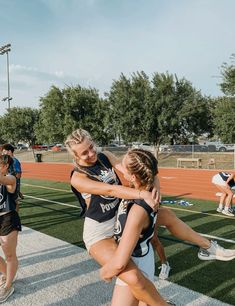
[{"xmin": 218, "ymin": 204, "xmax": 223, "ymax": 209}]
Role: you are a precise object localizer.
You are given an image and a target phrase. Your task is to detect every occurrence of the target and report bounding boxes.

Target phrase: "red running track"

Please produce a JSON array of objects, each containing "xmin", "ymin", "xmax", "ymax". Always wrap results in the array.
[{"xmin": 21, "ymin": 162, "xmax": 220, "ymax": 201}]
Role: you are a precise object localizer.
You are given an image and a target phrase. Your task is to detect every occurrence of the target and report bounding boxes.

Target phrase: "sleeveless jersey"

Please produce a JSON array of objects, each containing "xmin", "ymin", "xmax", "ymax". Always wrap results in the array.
[
  {"xmin": 114, "ymin": 198, "xmax": 157, "ymax": 257},
  {"xmin": 71, "ymin": 153, "xmax": 121, "ymax": 222},
  {"xmin": 0, "ymin": 183, "xmax": 17, "ymax": 212},
  {"xmin": 219, "ymin": 172, "xmax": 235, "ymax": 188}
]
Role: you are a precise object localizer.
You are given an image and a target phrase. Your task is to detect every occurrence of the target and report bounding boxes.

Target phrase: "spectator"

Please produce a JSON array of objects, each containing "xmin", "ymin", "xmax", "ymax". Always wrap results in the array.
[
  {"xmin": 0, "ymin": 154, "xmax": 21, "ymax": 302},
  {"xmin": 212, "ymin": 172, "xmax": 235, "ymax": 216},
  {"xmin": 2, "ymin": 144, "xmax": 23, "ymax": 212}
]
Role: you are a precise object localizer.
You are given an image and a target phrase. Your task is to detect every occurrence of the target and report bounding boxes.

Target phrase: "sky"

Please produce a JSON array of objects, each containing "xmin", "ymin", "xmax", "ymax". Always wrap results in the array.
[{"xmin": 0, "ymin": 0, "xmax": 235, "ymax": 115}]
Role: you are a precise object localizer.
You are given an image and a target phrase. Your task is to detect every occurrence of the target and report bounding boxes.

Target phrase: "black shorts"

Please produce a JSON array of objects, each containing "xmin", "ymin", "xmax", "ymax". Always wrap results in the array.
[{"xmin": 0, "ymin": 211, "xmax": 22, "ymax": 236}]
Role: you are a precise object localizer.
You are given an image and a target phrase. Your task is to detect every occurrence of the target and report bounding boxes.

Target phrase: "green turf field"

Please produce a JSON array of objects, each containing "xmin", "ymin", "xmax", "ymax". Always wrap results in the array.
[{"xmin": 20, "ymin": 178, "xmax": 235, "ymax": 305}]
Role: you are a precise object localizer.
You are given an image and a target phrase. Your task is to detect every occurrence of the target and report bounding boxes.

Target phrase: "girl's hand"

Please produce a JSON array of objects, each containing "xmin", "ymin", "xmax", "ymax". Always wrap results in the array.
[
  {"xmin": 151, "ymin": 187, "xmax": 161, "ymax": 204},
  {"xmin": 152, "ymin": 176, "xmax": 161, "ymax": 204},
  {"xmin": 142, "ymin": 191, "xmax": 159, "ymax": 211}
]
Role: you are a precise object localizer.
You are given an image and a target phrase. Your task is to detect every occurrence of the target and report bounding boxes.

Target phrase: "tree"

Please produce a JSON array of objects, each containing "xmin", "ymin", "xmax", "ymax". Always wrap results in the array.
[
  {"xmin": 0, "ymin": 107, "xmax": 39, "ymax": 145},
  {"xmin": 107, "ymin": 71, "xmax": 212, "ymax": 148},
  {"xmin": 220, "ymin": 54, "xmax": 235, "ymax": 96},
  {"xmin": 36, "ymin": 85, "xmax": 111, "ymax": 145},
  {"xmin": 108, "ymin": 72, "xmax": 151, "ymax": 143},
  {"xmin": 212, "ymin": 96, "xmax": 235, "ymax": 143},
  {"xmin": 147, "ymin": 73, "xmax": 211, "ymax": 146},
  {"xmin": 35, "ymin": 86, "xmax": 66, "ymax": 143}
]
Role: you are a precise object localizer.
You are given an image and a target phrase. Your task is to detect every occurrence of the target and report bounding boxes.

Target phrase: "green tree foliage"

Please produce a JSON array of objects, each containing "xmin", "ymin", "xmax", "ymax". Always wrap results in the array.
[
  {"xmin": 212, "ymin": 97, "xmax": 235, "ymax": 143},
  {"xmin": 36, "ymin": 85, "xmax": 111, "ymax": 145},
  {"xmin": 220, "ymin": 54, "xmax": 235, "ymax": 96},
  {"xmin": 35, "ymin": 86, "xmax": 67, "ymax": 143},
  {"xmin": 108, "ymin": 71, "xmax": 211, "ymax": 146},
  {"xmin": 108, "ymin": 72, "xmax": 151, "ymax": 143},
  {"xmin": 0, "ymin": 107, "xmax": 39, "ymax": 145}
]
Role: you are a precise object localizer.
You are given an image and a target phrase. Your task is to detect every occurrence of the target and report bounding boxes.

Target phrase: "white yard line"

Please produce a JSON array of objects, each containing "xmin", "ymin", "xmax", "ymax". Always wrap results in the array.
[
  {"xmin": 24, "ymin": 194, "xmax": 80, "ymax": 209},
  {"xmin": 168, "ymin": 206, "xmax": 235, "ymax": 219},
  {"xmin": 200, "ymin": 233, "xmax": 235, "ymax": 244},
  {"xmin": 22, "ymin": 183, "xmax": 71, "ymax": 193}
]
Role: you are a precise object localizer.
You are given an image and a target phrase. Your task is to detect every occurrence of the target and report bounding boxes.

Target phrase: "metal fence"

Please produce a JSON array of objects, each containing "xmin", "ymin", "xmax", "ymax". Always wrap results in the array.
[{"xmin": 15, "ymin": 144, "xmax": 235, "ymax": 170}]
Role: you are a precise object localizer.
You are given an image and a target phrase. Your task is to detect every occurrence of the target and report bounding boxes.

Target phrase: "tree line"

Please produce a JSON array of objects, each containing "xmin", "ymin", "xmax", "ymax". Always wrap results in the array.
[{"xmin": 0, "ymin": 54, "xmax": 235, "ymax": 147}]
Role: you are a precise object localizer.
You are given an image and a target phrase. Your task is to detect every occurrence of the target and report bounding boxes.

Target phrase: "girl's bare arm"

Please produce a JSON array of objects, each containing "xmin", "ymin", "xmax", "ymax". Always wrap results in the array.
[{"xmin": 71, "ymin": 171, "xmax": 153, "ymax": 202}]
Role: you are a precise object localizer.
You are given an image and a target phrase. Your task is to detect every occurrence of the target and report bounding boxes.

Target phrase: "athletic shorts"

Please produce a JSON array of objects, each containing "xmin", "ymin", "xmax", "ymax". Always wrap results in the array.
[
  {"xmin": 212, "ymin": 174, "xmax": 226, "ymax": 186},
  {"xmin": 83, "ymin": 216, "xmax": 116, "ymax": 252},
  {"xmin": 0, "ymin": 210, "xmax": 22, "ymax": 236},
  {"xmin": 116, "ymin": 244, "xmax": 155, "ymax": 286}
]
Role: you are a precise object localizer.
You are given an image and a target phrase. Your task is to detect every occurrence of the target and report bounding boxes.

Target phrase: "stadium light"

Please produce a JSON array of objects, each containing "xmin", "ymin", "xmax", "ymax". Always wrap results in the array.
[{"xmin": 0, "ymin": 43, "xmax": 12, "ymax": 110}]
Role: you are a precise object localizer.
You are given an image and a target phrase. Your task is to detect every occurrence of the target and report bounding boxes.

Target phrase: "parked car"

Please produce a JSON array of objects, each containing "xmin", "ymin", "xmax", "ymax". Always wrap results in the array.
[
  {"xmin": 132, "ymin": 142, "xmax": 154, "ymax": 151},
  {"xmin": 16, "ymin": 143, "xmax": 28, "ymax": 150},
  {"xmin": 159, "ymin": 145, "xmax": 171, "ymax": 152},
  {"xmin": 204, "ymin": 141, "xmax": 234, "ymax": 152},
  {"xmin": 102, "ymin": 144, "xmax": 127, "ymax": 152},
  {"xmin": 52, "ymin": 144, "xmax": 66, "ymax": 151},
  {"xmin": 172, "ymin": 144, "xmax": 208, "ymax": 152},
  {"xmin": 32, "ymin": 144, "xmax": 48, "ymax": 150}
]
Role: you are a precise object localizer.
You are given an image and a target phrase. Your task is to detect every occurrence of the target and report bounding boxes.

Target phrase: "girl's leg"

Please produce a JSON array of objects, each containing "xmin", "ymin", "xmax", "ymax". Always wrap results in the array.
[
  {"xmin": 90, "ymin": 238, "xmax": 168, "ymax": 306},
  {"xmin": 215, "ymin": 185, "xmax": 232, "ymax": 210},
  {"xmin": 0, "ymin": 230, "xmax": 18, "ymax": 289},
  {"xmin": 157, "ymin": 207, "xmax": 210, "ymax": 248},
  {"xmin": 111, "ymin": 285, "xmax": 139, "ymax": 306},
  {"xmin": 151, "ymin": 227, "xmax": 167, "ymax": 263}
]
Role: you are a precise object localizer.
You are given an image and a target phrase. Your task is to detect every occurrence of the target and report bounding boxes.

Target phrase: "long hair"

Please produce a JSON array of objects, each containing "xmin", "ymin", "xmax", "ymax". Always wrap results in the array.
[{"xmin": 126, "ymin": 149, "xmax": 158, "ymax": 190}]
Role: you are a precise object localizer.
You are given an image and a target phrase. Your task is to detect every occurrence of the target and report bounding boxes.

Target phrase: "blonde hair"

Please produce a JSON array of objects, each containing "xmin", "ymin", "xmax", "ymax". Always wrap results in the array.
[
  {"xmin": 65, "ymin": 129, "xmax": 93, "ymax": 157},
  {"xmin": 126, "ymin": 149, "xmax": 158, "ymax": 190}
]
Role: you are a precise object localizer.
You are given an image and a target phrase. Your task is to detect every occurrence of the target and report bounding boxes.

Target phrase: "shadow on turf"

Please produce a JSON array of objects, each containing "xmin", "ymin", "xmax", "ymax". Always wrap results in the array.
[{"xmin": 157, "ymin": 232, "xmax": 235, "ymax": 305}]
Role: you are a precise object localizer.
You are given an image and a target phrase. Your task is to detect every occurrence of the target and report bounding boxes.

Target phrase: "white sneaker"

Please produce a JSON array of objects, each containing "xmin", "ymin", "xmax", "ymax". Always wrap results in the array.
[
  {"xmin": 198, "ymin": 240, "xmax": 235, "ymax": 261},
  {"xmin": 216, "ymin": 207, "xmax": 223, "ymax": 213},
  {"xmin": 0, "ymin": 272, "xmax": 17, "ymax": 288},
  {"xmin": 158, "ymin": 262, "xmax": 171, "ymax": 280},
  {"xmin": 222, "ymin": 209, "xmax": 234, "ymax": 217},
  {"xmin": 0, "ymin": 286, "xmax": 14, "ymax": 303}
]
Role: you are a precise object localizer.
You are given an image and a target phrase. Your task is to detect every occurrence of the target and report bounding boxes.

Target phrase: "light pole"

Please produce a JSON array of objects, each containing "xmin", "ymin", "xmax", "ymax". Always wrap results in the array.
[{"xmin": 0, "ymin": 43, "xmax": 12, "ymax": 110}]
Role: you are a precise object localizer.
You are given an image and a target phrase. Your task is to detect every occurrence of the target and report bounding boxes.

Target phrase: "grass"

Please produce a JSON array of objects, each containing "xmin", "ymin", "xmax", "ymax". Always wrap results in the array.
[{"xmin": 20, "ymin": 178, "xmax": 235, "ymax": 305}]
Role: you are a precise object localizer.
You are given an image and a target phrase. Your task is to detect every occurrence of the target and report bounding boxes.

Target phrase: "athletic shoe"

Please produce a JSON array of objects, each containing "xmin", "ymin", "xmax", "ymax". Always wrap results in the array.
[
  {"xmin": 158, "ymin": 262, "xmax": 171, "ymax": 280},
  {"xmin": 0, "ymin": 286, "xmax": 14, "ymax": 303},
  {"xmin": 216, "ymin": 207, "xmax": 223, "ymax": 213},
  {"xmin": 222, "ymin": 209, "xmax": 234, "ymax": 217},
  {"xmin": 198, "ymin": 240, "xmax": 235, "ymax": 261},
  {"xmin": 0, "ymin": 273, "xmax": 17, "ymax": 288}
]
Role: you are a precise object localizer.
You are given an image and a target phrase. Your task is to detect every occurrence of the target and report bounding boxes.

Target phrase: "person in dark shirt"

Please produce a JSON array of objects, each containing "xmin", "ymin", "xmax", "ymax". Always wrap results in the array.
[
  {"xmin": 0, "ymin": 155, "xmax": 21, "ymax": 303},
  {"xmin": 66, "ymin": 129, "xmax": 168, "ymax": 306},
  {"xmin": 2, "ymin": 144, "xmax": 24, "ymax": 212},
  {"xmin": 100, "ymin": 149, "xmax": 165, "ymax": 306}
]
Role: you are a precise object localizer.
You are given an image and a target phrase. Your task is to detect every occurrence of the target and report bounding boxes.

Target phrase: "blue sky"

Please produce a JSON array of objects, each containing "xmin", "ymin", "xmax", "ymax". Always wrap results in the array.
[{"xmin": 0, "ymin": 0, "xmax": 235, "ymax": 115}]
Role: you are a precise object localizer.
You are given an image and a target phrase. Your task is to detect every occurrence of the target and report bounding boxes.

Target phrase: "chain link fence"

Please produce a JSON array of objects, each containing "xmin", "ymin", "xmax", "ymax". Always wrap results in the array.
[{"xmin": 15, "ymin": 144, "xmax": 235, "ymax": 170}]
